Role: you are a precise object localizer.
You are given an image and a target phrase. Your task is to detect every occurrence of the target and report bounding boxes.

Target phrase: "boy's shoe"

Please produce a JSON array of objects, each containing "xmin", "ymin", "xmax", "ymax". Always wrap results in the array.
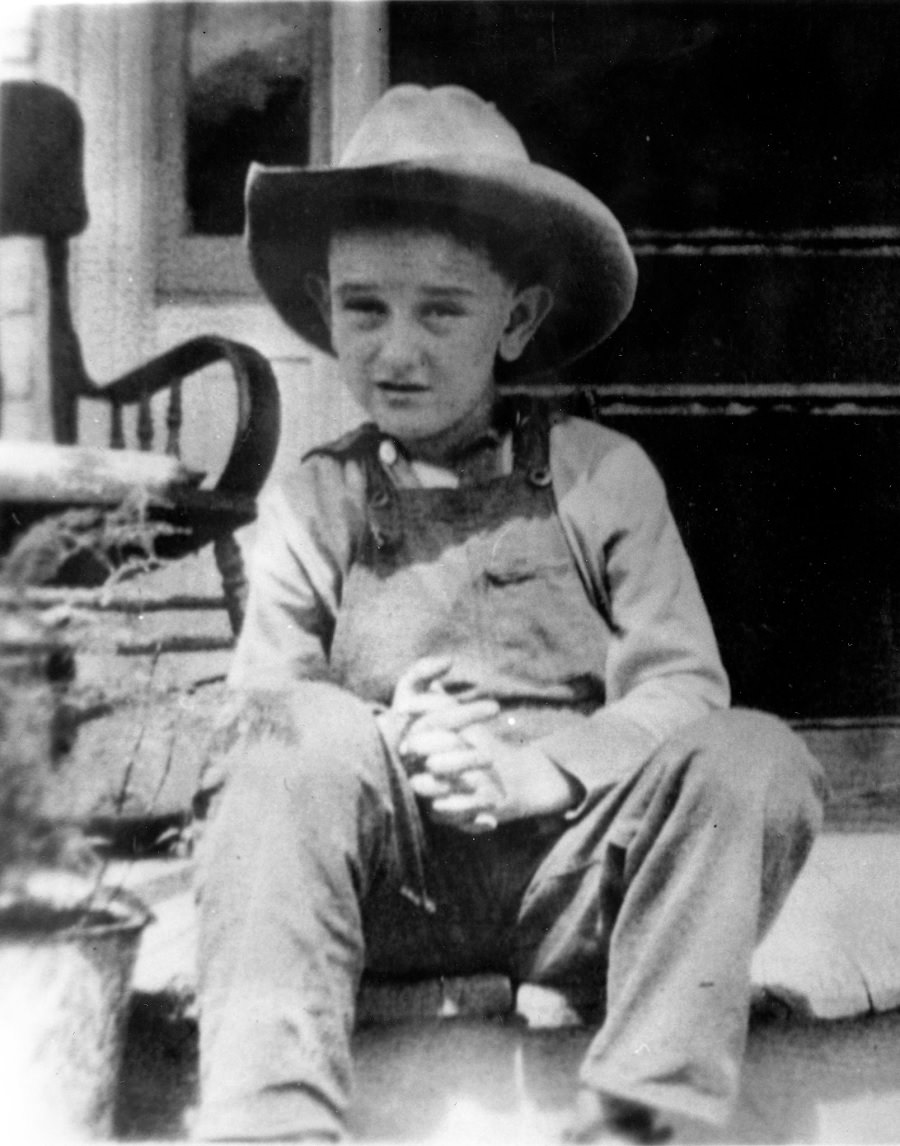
[{"xmin": 564, "ymin": 1090, "xmax": 673, "ymax": 1144}]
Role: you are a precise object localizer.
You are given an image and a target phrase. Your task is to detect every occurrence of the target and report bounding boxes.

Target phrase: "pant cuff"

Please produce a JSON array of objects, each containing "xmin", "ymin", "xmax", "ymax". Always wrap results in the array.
[
  {"xmin": 577, "ymin": 1067, "xmax": 735, "ymax": 1129},
  {"xmin": 191, "ymin": 1088, "xmax": 344, "ymax": 1142}
]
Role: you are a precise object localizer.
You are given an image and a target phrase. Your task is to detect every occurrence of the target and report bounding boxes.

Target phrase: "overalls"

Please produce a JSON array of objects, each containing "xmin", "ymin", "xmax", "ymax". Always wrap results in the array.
[{"xmin": 193, "ymin": 407, "xmax": 825, "ymax": 1141}]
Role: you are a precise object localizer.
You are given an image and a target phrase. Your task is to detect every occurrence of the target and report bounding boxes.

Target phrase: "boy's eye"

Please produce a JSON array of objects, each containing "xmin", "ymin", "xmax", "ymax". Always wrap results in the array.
[
  {"xmin": 422, "ymin": 302, "xmax": 465, "ymax": 320},
  {"xmin": 337, "ymin": 297, "xmax": 387, "ymax": 328},
  {"xmin": 341, "ymin": 298, "xmax": 386, "ymax": 316}
]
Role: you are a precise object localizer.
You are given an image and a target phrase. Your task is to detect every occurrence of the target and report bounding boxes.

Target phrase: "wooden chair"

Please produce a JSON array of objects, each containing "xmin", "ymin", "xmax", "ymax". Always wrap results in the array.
[{"xmin": 0, "ymin": 80, "xmax": 281, "ymax": 633}]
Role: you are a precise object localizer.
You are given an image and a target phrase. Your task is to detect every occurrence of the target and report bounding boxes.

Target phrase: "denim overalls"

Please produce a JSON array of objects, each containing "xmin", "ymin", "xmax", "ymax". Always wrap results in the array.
[
  {"xmin": 329, "ymin": 403, "xmax": 612, "ymax": 724},
  {"xmin": 194, "ymin": 406, "xmax": 825, "ymax": 1141}
]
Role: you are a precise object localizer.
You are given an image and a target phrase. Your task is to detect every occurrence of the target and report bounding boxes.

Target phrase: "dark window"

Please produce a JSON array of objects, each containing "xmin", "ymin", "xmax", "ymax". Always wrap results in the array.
[
  {"xmin": 185, "ymin": 2, "xmax": 313, "ymax": 235},
  {"xmin": 391, "ymin": 1, "xmax": 900, "ymax": 721}
]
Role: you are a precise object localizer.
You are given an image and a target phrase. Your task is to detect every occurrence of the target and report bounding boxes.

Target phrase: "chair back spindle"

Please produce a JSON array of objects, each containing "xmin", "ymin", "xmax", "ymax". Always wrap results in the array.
[
  {"xmin": 110, "ymin": 401, "xmax": 125, "ymax": 450},
  {"xmin": 165, "ymin": 380, "xmax": 183, "ymax": 458},
  {"xmin": 137, "ymin": 390, "xmax": 154, "ymax": 452}
]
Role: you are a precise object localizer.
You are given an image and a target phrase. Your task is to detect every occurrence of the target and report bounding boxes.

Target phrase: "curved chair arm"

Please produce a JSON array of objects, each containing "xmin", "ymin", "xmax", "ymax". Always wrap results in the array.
[
  {"xmin": 79, "ymin": 334, "xmax": 281, "ymax": 504},
  {"xmin": 79, "ymin": 335, "xmax": 281, "ymax": 634}
]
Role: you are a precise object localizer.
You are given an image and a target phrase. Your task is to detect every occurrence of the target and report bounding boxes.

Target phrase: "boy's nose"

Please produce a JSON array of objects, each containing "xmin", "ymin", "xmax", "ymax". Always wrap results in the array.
[{"xmin": 371, "ymin": 318, "xmax": 424, "ymax": 376}]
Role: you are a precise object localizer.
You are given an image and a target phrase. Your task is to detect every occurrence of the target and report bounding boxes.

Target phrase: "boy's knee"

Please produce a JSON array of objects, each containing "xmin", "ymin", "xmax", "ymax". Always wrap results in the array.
[
  {"xmin": 277, "ymin": 680, "xmax": 383, "ymax": 760},
  {"xmin": 193, "ymin": 684, "xmax": 393, "ymax": 905},
  {"xmin": 664, "ymin": 709, "xmax": 826, "ymax": 837},
  {"xmin": 197, "ymin": 682, "xmax": 386, "ymax": 812}
]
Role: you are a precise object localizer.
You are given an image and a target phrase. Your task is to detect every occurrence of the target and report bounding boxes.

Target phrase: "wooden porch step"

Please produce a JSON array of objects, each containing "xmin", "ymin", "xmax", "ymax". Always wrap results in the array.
[
  {"xmin": 108, "ymin": 829, "xmax": 900, "ymax": 1028},
  {"xmin": 797, "ymin": 718, "xmax": 900, "ymax": 832},
  {"xmin": 63, "ymin": 713, "xmax": 900, "ymax": 851}
]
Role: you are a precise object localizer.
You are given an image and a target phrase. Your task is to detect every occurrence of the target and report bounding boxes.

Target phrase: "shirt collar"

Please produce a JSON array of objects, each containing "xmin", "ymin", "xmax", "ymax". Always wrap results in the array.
[{"xmin": 381, "ymin": 398, "xmax": 516, "ymax": 488}]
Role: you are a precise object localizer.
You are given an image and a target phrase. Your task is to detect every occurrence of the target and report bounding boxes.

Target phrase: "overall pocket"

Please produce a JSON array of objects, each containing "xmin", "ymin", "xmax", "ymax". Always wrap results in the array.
[{"xmin": 480, "ymin": 516, "xmax": 610, "ymax": 695}]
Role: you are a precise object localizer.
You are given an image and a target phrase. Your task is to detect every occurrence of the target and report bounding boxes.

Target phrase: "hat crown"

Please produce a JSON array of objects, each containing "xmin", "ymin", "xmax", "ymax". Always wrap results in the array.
[
  {"xmin": 339, "ymin": 84, "xmax": 530, "ymax": 168},
  {"xmin": 247, "ymin": 84, "xmax": 637, "ymax": 378}
]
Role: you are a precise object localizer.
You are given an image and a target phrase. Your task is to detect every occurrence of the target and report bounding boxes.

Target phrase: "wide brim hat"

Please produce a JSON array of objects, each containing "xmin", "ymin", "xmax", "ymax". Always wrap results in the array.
[{"xmin": 246, "ymin": 84, "xmax": 637, "ymax": 380}]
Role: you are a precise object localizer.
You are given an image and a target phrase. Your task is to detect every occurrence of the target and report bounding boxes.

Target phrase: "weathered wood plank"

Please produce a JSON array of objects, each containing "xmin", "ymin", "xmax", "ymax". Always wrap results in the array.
[
  {"xmin": 753, "ymin": 834, "xmax": 900, "ymax": 1019},
  {"xmin": 794, "ymin": 721, "xmax": 900, "ymax": 832},
  {"xmin": 568, "ymin": 255, "xmax": 900, "ymax": 393},
  {"xmin": 0, "ymin": 586, "xmax": 226, "ymax": 612},
  {"xmin": 0, "ymin": 441, "xmax": 201, "ymax": 504},
  {"xmin": 513, "ymin": 381, "xmax": 900, "ymax": 417}
]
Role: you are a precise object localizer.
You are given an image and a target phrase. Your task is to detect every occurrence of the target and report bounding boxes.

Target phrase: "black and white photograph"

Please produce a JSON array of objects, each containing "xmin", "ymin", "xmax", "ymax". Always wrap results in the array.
[{"xmin": 2, "ymin": 1, "xmax": 900, "ymax": 1142}]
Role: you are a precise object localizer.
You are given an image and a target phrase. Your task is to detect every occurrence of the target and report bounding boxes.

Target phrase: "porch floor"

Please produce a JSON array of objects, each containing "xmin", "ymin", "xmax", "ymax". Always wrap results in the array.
[
  {"xmin": 110, "ymin": 833, "xmax": 900, "ymax": 1145},
  {"xmin": 115, "ymin": 999, "xmax": 900, "ymax": 1144}
]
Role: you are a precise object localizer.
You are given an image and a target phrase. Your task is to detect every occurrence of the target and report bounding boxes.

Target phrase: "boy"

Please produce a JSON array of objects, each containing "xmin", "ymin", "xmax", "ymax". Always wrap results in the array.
[{"xmin": 193, "ymin": 85, "xmax": 825, "ymax": 1143}]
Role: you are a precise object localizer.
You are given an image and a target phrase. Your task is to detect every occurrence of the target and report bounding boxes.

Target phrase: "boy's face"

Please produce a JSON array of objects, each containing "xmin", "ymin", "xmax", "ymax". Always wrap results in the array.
[{"xmin": 320, "ymin": 228, "xmax": 549, "ymax": 453}]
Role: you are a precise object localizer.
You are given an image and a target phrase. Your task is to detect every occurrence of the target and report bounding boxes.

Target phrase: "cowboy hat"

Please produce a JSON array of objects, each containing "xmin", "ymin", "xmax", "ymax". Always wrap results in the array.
[{"xmin": 246, "ymin": 84, "xmax": 637, "ymax": 379}]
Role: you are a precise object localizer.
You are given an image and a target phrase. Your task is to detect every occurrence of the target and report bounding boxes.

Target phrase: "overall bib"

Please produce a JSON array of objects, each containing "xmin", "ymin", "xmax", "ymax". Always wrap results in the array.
[{"xmin": 194, "ymin": 409, "xmax": 825, "ymax": 1141}]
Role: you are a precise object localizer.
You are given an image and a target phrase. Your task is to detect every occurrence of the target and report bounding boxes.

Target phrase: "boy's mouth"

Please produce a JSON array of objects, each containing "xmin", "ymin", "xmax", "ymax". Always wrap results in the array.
[{"xmin": 376, "ymin": 381, "xmax": 428, "ymax": 394}]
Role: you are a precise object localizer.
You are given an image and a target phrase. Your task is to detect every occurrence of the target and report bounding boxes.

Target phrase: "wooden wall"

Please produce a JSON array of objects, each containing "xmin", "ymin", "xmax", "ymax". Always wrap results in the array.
[{"xmin": 390, "ymin": 0, "xmax": 900, "ymax": 726}]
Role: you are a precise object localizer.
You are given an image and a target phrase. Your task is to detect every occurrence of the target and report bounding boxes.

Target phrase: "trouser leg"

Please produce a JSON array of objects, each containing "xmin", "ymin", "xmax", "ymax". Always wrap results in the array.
[
  {"xmin": 191, "ymin": 683, "xmax": 429, "ymax": 1141},
  {"xmin": 513, "ymin": 709, "xmax": 826, "ymax": 1127}
]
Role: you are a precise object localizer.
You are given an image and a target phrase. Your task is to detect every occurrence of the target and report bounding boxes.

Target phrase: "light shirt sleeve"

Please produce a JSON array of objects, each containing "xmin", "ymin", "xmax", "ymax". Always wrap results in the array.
[
  {"xmin": 537, "ymin": 417, "xmax": 730, "ymax": 797},
  {"xmin": 227, "ymin": 454, "xmax": 366, "ymax": 690}
]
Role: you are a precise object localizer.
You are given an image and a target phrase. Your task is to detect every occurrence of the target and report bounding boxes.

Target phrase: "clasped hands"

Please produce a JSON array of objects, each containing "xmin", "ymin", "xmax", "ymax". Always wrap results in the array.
[{"xmin": 387, "ymin": 656, "xmax": 581, "ymax": 834}]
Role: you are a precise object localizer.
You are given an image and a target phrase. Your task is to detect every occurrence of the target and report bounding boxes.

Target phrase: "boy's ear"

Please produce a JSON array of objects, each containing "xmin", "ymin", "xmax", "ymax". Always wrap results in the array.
[
  {"xmin": 498, "ymin": 285, "xmax": 555, "ymax": 363},
  {"xmin": 305, "ymin": 274, "xmax": 331, "ymax": 330}
]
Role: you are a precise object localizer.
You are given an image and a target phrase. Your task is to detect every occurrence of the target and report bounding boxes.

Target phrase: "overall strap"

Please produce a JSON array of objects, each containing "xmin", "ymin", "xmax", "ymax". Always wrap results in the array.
[
  {"xmin": 510, "ymin": 397, "xmax": 556, "ymax": 488},
  {"xmin": 362, "ymin": 444, "xmax": 404, "ymax": 552},
  {"xmin": 303, "ymin": 423, "xmax": 403, "ymax": 552},
  {"xmin": 350, "ymin": 398, "xmax": 560, "ymax": 552}
]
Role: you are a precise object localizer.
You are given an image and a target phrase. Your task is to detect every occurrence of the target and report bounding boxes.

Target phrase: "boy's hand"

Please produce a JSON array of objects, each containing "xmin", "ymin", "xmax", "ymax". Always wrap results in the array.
[
  {"xmin": 399, "ymin": 696, "xmax": 582, "ymax": 832},
  {"xmin": 382, "ymin": 656, "xmax": 501, "ymax": 832},
  {"xmin": 400, "ymin": 715, "xmax": 502, "ymax": 831},
  {"xmin": 463, "ymin": 723, "xmax": 583, "ymax": 825},
  {"xmin": 387, "ymin": 656, "xmax": 583, "ymax": 831},
  {"xmin": 391, "ymin": 655, "xmax": 499, "ymax": 726},
  {"xmin": 382, "ymin": 656, "xmax": 500, "ymax": 754}
]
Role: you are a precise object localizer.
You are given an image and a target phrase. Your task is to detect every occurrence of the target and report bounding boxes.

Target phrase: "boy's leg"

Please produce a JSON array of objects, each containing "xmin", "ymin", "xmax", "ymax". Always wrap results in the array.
[
  {"xmin": 513, "ymin": 709, "xmax": 826, "ymax": 1132},
  {"xmin": 191, "ymin": 682, "xmax": 433, "ymax": 1142}
]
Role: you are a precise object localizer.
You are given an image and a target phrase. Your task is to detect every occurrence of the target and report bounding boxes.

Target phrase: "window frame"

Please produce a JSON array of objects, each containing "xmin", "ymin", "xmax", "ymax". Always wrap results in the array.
[
  {"xmin": 154, "ymin": 2, "xmax": 330, "ymax": 297},
  {"xmin": 154, "ymin": 1, "xmax": 387, "ymax": 299}
]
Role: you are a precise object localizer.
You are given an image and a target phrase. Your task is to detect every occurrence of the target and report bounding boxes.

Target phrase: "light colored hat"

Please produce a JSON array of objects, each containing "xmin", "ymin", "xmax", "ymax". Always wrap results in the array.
[{"xmin": 246, "ymin": 84, "xmax": 637, "ymax": 379}]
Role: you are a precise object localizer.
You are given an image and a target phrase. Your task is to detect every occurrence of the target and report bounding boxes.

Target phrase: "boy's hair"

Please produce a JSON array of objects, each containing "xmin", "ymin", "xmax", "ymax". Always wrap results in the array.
[{"xmin": 328, "ymin": 196, "xmax": 556, "ymax": 293}]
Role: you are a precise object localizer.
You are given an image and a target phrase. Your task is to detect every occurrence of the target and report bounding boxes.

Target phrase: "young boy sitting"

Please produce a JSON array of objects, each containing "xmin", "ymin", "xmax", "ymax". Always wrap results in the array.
[{"xmin": 192, "ymin": 84, "xmax": 825, "ymax": 1143}]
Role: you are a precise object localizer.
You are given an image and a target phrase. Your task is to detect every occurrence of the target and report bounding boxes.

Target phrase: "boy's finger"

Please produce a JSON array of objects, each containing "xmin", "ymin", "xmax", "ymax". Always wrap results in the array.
[
  {"xmin": 429, "ymin": 789, "xmax": 502, "ymax": 833},
  {"xmin": 427, "ymin": 799, "xmax": 500, "ymax": 830},
  {"xmin": 417, "ymin": 699, "xmax": 500, "ymax": 732},
  {"xmin": 401, "ymin": 726, "xmax": 464, "ymax": 758},
  {"xmin": 409, "ymin": 773, "xmax": 454, "ymax": 800},
  {"xmin": 458, "ymin": 723, "xmax": 502, "ymax": 753},
  {"xmin": 430, "ymin": 791, "xmax": 495, "ymax": 818},
  {"xmin": 396, "ymin": 691, "xmax": 457, "ymax": 719},
  {"xmin": 393, "ymin": 656, "xmax": 454, "ymax": 707},
  {"xmin": 423, "ymin": 748, "xmax": 492, "ymax": 779},
  {"xmin": 430, "ymin": 810, "xmax": 498, "ymax": 834}
]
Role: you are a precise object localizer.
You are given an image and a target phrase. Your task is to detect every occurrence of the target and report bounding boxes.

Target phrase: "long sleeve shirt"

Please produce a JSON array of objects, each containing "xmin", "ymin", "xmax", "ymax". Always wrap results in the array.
[{"xmin": 228, "ymin": 414, "xmax": 730, "ymax": 797}]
